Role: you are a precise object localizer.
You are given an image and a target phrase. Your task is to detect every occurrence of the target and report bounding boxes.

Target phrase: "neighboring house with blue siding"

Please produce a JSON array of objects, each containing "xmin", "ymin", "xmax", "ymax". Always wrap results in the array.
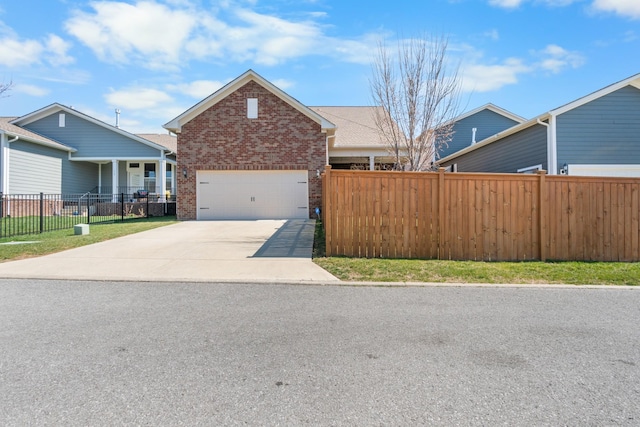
[
  {"xmin": 437, "ymin": 104, "xmax": 525, "ymax": 160},
  {"xmin": 439, "ymin": 73, "xmax": 640, "ymax": 176},
  {"xmin": 0, "ymin": 103, "xmax": 176, "ymax": 198}
]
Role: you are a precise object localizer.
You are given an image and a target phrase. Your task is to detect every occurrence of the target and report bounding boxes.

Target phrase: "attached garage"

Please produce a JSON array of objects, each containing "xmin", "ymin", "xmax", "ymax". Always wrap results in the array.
[{"xmin": 196, "ymin": 170, "xmax": 309, "ymax": 220}]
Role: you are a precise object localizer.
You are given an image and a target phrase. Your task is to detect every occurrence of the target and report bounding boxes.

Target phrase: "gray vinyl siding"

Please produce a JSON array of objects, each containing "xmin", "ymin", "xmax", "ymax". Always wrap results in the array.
[
  {"xmin": 63, "ymin": 161, "xmax": 99, "ymax": 194},
  {"xmin": 23, "ymin": 112, "xmax": 161, "ymax": 158},
  {"xmin": 438, "ymin": 110, "xmax": 521, "ymax": 159},
  {"xmin": 8, "ymin": 141, "xmax": 63, "ymax": 193},
  {"xmin": 556, "ymin": 86, "xmax": 640, "ymax": 168},
  {"xmin": 441, "ymin": 124, "xmax": 548, "ymax": 173}
]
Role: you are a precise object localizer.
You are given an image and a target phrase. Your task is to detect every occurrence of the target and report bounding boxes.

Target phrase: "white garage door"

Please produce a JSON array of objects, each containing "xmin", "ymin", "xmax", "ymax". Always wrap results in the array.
[{"xmin": 196, "ymin": 170, "xmax": 309, "ymax": 220}]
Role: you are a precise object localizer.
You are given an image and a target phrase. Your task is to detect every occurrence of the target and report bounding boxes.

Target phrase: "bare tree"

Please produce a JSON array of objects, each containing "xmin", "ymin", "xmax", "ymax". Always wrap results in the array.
[
  {"xmin": 0, "ymin": 80, "xmax": 12, "ymax": 98},
  {"xmin": 370, "ymin": 34, "xmax": 462, "ymax": 171}
]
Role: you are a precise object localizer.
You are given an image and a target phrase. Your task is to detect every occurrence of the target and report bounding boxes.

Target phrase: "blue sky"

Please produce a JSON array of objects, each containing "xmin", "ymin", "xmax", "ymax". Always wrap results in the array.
[{"xmin": 0, "ymin": 0, "xmax": 639, "ymax": 133}]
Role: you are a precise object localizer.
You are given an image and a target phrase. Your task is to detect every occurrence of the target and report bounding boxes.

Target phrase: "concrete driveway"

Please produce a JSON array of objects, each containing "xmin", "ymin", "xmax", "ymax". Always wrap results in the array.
[{"xmin": 0, "ymin": 220, "xmax": 339, "ymax": 283}]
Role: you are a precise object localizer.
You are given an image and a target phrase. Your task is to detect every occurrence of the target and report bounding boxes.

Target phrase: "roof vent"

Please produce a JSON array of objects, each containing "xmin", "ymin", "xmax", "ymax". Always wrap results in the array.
[{"xmin": 115, "ymin": 108, "xmax": 121, "ymax": 128}]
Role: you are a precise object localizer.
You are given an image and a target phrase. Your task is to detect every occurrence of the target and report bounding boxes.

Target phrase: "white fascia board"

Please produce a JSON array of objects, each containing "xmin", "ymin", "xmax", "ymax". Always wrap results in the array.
[
  {"xmin": 551, "ymin": 73, "xmax": 640, "ymax": 116},
  {"xmin": 438, "ymin": 113, "xmax": 551, "ymax": 164},
  {"xmin": 452, "ymin": 103, "xmax": 526, "ymax": 124},
  {"xmin": 13, "ymin": 103, "xmax": 170, "ymax": 153},
  {"xmin": 1, "ymin": 128, "xmax": 76, "ymax": 153},
  {"xmin": 163, "ymin": 69, "xmax": 337, "ymax": 133}
]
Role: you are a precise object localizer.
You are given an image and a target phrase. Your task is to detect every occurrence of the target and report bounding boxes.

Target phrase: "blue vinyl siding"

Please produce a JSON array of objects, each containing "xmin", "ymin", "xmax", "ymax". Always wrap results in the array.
[
  {"xmin": 556, "ymin": 86, "xmax": 640, "ymax": 168},
  {"xmin": 9, "ymin": 141, "xmax": 63, "ymax": 193},
  {"xmin": 23, "ymin": 112, "xmax": 161, "ymax": 158},
  {"xmin": 438, "ymin": 109, "xmax": 520, "ymax": 159},
  {"xmin": 8, "ymin": 140, "xmax": 99, "ymax": 194},
  {"xmin": 63, "ymin": 161, "xmax": 99, "ymax": 193},
  {"xmin": 441, "ymin": 124, "xmax": 548, "ymax": 173}
]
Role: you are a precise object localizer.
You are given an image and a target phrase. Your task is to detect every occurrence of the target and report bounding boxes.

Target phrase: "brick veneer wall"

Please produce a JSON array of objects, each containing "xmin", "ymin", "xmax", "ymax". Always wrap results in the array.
[{"xmin": 177, "ymin": 80, "xmax": 327, "ymax": 220}]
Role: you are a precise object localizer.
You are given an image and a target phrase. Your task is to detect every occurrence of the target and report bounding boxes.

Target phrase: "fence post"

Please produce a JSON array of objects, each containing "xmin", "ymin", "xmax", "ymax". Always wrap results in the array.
[
  {"xmin": 324, "ymin": 165, "xmax": 332, "ymax": 256},
  {"xmin": 537, "ymin": 170, "xmax": 547, "ymax": 262},
  {"xmin": 146, "ymin": 195, "xmax": 149, "ymax": 218},
  {"xmin": 86, "ymin": 194, "xmax": 91, "ymax": 224},
  {"xmin": 39, "ymin": 192, "xmax": 44, "ymax": 233},
  {"xmin": 0, "ymin": 192, "xmax": 3, "ymax": 219},
  {"xmin": 121, "ymin": 193, "xmax": 124, "ymax": 222},
  {"xmin": 438, "ymin": 168, "xmax": 446, "ymax": 260}
]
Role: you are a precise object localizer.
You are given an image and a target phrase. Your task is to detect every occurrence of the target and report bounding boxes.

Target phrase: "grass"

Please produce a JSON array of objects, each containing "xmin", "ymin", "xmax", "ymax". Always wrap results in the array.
[
  {"xmin": 312, "ymin": 221, "xmax": 640, "ymax": 286},
  {"xmin": 0, "ymin": 216, "xmax": 177, "ymax": 262}
]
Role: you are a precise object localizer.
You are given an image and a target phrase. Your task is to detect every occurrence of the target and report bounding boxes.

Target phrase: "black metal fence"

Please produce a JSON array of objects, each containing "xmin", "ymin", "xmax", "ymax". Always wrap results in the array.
[{"xmin": 0, "ymin": 192, "xmax": 177, "ymax": 239}]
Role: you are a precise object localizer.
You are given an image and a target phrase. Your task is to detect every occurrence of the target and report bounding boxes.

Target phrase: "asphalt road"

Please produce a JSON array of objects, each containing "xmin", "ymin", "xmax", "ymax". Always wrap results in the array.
[{"xmin": 1, "ymin": 280, "xmax": 638, "ymax": 426}]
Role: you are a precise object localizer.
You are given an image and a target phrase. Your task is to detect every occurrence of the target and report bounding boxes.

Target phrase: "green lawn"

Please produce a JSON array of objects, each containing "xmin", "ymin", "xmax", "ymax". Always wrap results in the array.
[
  {"xmin": 0, "ymin": 216, "xmax": 177, "ymax": 262},
  {"xmin": 312, "ymin": 221, "xmax": 640, "ymax": 286},
  {"xmin": 313, "ymin": 257, "xmax": 640, "ymax": 286}
]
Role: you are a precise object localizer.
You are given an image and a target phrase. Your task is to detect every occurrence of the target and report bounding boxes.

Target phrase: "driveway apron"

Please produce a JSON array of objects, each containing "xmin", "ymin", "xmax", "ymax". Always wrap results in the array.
[{"xmin": 0, "ymin": 220, "xmax": 339, "ymax": 283}]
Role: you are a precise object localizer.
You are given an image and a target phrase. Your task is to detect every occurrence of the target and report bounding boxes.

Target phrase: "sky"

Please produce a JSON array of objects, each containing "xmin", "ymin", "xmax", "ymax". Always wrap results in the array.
[{"xmin": 0, "ymin": 0, "xmax": 639, "ymax": 133}]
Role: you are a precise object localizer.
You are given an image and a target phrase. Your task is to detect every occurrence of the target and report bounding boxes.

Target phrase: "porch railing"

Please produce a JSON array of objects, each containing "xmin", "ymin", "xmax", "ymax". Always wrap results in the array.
[{"xmin": 90, "ymin": 186, "xmax": 177, "ymax": 202}]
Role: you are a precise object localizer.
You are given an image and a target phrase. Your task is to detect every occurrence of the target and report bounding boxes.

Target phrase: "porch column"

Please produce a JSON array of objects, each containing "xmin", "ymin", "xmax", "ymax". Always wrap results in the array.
[
  {"xmin": 159, "ymin": 159, "xmax": 167, "ymax": 201},
  {"xmin": 98, "ymin": 164, "xmax": 102, "ymax": 194},
  {"xmin": 0, "ymin": 133, "xmax": 9, "ymax": 194},
  {"xmin": 369, "ymin": 156, "xmax": 375, "ymax": 171},
  {"xmin": 112, "ymin": 159, "xmax": 119, "ymax": 202}
]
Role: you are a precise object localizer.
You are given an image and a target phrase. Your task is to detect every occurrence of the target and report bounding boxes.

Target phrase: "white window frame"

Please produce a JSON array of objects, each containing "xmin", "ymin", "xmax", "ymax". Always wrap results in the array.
[
  {"xmin": 517, "ymin": 164, "xmax": 543, "ymax": 174},
  {"xmin": 247, "ymin": 98, "xmax": 258, "ymax": 119},
  {"xmin": 58, "ymin": 113, "xmax": 65, "ymax": 127}
]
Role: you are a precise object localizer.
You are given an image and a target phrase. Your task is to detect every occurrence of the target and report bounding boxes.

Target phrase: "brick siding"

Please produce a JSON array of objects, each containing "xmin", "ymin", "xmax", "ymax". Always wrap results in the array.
[{"xmin": 177, "ymin": 80, "xmax": 327, "ymax": 220}]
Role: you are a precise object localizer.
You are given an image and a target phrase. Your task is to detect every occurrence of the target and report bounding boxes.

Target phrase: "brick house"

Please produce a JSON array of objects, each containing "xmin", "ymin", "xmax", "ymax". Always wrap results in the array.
[{"xmin": 164, "ymin": 70, "xmax": 336, "ymax": 220}]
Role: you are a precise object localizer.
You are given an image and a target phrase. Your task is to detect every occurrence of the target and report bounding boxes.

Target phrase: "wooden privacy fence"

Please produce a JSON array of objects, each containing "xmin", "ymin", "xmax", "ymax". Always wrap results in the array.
[{"xmin": 321, "ymin": 166, "xmax": 640, "ymax": 262}]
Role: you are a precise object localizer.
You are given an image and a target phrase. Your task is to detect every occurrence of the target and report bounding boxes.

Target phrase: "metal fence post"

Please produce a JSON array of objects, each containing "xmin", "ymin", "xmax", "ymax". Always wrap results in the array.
[
  {"xmin": 146, "ymin": 196, "xmax": 149, "ymax": 218},
  {"xmin": 39, "ymin": 192, "xmax": 44, "ymax": 233},
  {"xmin": 86, "ymin": 194, "xmax": 91, "ymax": 224},
  {"xmin": 121, "ymin": 193, "xmax": 124, "ymax": 222}
]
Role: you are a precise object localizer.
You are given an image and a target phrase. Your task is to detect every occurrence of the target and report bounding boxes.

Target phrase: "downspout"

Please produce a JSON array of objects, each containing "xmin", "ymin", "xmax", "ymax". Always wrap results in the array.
[
  {"xmin": 1, "ymin": 134, "xmax": 17, "ymax": 194},
  {"xmin": 537, "ymin": 117, "xmax": 557, "ymax": 175}
]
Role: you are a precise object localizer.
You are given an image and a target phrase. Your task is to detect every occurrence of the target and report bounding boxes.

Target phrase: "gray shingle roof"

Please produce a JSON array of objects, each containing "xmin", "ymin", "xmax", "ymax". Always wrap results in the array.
[
  {"xmin": 0, "ymin": 117, "xmax": 75, "ymax": 152},
  {"xmin": 137, "ymin": 133, "xmax": 177, "ymax": 153},
  {"xmin": 309, "ymin": 106, "xmax": 386, "ymax": 148}
]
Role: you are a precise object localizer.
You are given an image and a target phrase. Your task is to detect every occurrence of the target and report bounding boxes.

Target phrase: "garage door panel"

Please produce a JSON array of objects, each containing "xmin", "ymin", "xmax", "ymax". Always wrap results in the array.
[{"xmin": 196, "ymin": 170, "xmax": 309, "ymax": 220}]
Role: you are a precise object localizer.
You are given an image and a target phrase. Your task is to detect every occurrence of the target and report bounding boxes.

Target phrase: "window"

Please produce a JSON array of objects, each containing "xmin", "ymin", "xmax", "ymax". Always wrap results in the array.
[
  {"xmin": 166, "ymin": 164, "xmax": 173, "ymax": 196},
  {"xmin": 59, "ymin": 113, "xmax": 65, "ymax": 127},
  {"xmin": 247, "ymin": 98, "xmax": 258, "ymax": 119},
  {"xmin": 517, "ymin": 164, "xmax": 543, "ymax": 174},
  {"xmin": 144, "ymin": 163, "xmax": 156, "ymax": 192}
]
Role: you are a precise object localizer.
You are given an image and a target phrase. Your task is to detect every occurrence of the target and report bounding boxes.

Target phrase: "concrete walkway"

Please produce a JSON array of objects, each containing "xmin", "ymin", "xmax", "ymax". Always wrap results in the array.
[{"xmin": 0, "ymin": 220, "xmax": 339, "ymax": 283}]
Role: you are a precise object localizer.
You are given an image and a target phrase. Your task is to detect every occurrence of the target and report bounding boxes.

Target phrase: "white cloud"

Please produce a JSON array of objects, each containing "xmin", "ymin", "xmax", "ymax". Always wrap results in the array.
[
  {"xmin": 65, "ymin": 1, "xmax": 198, "ymax": 69},
  {"xmin": 64, "ymin": 1, "xmax": 377, "ymax": 69},
  {"xmin": 271, "ymin": 79, "xmax": 295, "ymax": 90},
  {"xmin": 461, "ymin": 58, "xmax": 531, "ymax": 92},
  {"xmin": 14, "ymin": 83, "xmax": 50, "ymax": 97},
  {"xmin": 535, "ymin": 44, "xmax": 585, "ymax": 73},
  {"xmin": 45, "ymin": 34, "xmax": 74, "ymax": 66},
  {"xmin": 0, "ymin": 23, "xmax": 75, "ymax": 68},
  {"xmin": 167, "ymin": 80, "xmax": 226, "ymax": 98},
  {"xmin": 592, "ymin": 0, "xmax": 640, "ymax": 19},
  {"xmin": 105, "ymin": 87, "xmax": 173, "ymax": 110},
  {"xmin": 0, "ymin": 37, "xmax": 43, "ymax": 67},
  {"xmin": 489, "ymin": 0, "xmax": 523, "ymax": 8}
]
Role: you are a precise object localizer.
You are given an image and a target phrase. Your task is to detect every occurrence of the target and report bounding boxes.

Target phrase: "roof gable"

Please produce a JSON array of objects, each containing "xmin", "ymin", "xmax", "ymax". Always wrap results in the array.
[
  {"xmin": 11, "ymin": 103, "xmax": 170, "ymax": 152},
  {"xmin": 451, "ymin": 103, "xmax": 525, "ymax": 124},
  {"xmin": 163, "ymin": 70, "xmax": 336, "ymax": 134},
  {"xmin": 0, "ymin": 117, "xmax": 76, "ymax": 152},
  {"xmin": 551, "ymin": 73, "xmax": 640, "ymax": 116},
  {"xmin": 439, "ymin": 73, "xmax": 640, "ymax": 164}
]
